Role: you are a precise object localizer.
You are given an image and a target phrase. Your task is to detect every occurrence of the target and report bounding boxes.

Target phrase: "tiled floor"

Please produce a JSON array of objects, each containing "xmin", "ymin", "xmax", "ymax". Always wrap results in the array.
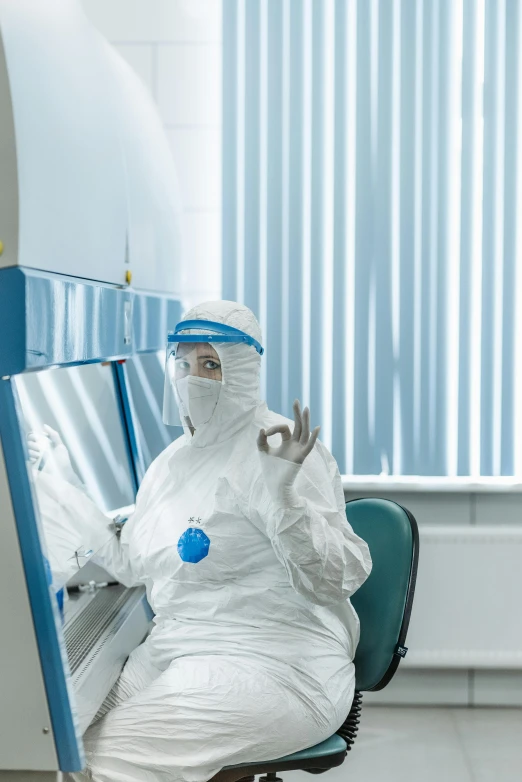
[{"xmin": 285, "ymin": 707, "xmax": 522, "ymax": 782}]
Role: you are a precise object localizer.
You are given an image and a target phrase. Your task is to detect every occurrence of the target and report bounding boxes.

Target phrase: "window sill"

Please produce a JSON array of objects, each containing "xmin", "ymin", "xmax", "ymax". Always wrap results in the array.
[{"xmin": 341, "ymin": 475, "xmax": 522, "ymax": 494}]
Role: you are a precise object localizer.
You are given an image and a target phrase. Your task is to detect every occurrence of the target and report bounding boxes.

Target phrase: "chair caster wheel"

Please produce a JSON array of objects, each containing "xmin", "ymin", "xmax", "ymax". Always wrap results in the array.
[{"xmin": 259, "ymin": 775, "xmax": 283, "ymax": 782}]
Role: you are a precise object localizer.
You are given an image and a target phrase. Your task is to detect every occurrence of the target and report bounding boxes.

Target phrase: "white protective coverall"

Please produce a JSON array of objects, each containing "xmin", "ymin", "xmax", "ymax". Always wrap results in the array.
[{"xmin": 74, "ymin": 301, "xmax": 372, "ymax": 782}]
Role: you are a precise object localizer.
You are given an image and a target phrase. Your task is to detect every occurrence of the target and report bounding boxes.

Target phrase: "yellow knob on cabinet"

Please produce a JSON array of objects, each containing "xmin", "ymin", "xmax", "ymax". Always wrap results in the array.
[
  {"xmin": 0, "ymin": 241, "xmax": 4, "ymax": 255},
  {"xmin": 125, "ymin": 269, "xmax": 132, "ymax": 285}
]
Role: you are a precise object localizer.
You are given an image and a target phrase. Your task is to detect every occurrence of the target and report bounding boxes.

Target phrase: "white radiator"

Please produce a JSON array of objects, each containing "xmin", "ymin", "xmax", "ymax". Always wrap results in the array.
[{"xmin": 404, "ymin": 525, "xmax": 522, "ymax": 669}]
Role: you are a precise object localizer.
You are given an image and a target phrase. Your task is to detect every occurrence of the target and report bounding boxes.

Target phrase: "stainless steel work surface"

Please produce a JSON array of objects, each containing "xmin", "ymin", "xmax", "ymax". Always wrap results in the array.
[{"xmin": 64, "ymin": 585, "xmax": 151, "ymax": 734}]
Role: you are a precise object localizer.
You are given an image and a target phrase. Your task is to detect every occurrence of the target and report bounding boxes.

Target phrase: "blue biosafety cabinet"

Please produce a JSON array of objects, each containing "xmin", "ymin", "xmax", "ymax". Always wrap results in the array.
[{"xmin": 0, "ymin": 2, "xmax": 187, "ymax": 777}]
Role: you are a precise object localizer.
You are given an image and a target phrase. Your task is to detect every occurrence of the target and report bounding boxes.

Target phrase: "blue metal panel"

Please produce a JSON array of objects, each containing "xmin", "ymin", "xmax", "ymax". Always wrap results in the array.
[
  {"xmin": 112, "ymin": 362, "xmax": 141, "ymax": 490},
  {"xmin": 0, "ymin": 267, "xmax": 182, "ymax": 374},
  {"xmin": 0, "ymin": 267, "xmax": 26, "ymax": 375},
  {"xmin": 133, "ymin": 293, "xmax": 182, "ymax": 354},
  {"xmin": 0, "ymin": 378, "xmax": 83, "ymax": 771},
  {"xmin": 0, "ymin": 267, "xmax": 133, "ymax": 374}
]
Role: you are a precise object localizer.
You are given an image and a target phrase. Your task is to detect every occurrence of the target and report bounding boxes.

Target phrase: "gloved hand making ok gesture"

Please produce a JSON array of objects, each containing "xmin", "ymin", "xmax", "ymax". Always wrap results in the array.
[
  {"xmin": 257, "ymin": 400, "xmax": 320, "ymax": 464},
  {"xmin": 257, "ymin": 400, "xmax": 320, "ymax": 506}
]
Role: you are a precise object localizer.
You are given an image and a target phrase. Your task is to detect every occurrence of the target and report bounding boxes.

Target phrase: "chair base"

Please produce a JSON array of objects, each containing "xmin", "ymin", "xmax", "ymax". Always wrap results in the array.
[{"xmin": 209, "ymin": 749, "xmax": 347, "ymax": 782}]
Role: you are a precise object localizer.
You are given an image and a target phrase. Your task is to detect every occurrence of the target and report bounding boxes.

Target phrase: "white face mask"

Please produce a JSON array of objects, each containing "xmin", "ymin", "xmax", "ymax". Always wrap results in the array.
[{"xmin": 175, "ymin": 376, "xmax": 221, "ymax": 428}]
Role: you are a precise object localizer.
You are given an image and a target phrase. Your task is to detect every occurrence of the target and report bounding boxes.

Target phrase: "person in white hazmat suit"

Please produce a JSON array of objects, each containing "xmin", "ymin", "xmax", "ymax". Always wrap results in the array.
[{"xmin": 67, "ymin": 300, "xmax": 372, "ymax": 782}]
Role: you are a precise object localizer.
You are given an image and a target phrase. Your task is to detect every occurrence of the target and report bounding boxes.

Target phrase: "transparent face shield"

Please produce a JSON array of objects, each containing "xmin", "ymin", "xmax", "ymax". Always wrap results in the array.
[
  {"xmin": 163, "ymin": 341, "xmax": 223, "ymax": 429},
  {"xmin": 162, "ymin": 320, "xmax": 264, "ymax": 431}
]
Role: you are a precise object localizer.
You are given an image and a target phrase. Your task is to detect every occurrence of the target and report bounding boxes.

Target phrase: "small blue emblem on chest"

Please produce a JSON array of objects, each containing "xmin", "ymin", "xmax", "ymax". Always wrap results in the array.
[{"xmin": 177, "ymin": 518, "xmax": 210, "ymax": 563}]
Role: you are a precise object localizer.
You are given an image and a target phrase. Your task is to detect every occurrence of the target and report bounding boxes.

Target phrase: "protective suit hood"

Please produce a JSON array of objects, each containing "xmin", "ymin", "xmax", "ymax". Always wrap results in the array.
[{"xmin": 178, "ymin": 301, "xmax": 264, "ymax": 448}]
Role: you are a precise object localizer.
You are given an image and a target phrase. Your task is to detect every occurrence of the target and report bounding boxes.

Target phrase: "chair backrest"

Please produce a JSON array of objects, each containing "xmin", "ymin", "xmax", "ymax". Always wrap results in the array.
[{"xmin": 347, "ymin": 498, "xmax": 419, "ymax": 692}]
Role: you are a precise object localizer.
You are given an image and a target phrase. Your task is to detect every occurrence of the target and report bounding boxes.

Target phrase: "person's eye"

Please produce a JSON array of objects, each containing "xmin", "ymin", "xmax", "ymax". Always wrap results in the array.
[
  {"xmin": 176, "ymin": 360, "xmax": 190, "ymax": 371},
  {"xmin": 204, "ymin": 360, "xmax": 220, "ymax": 370}
]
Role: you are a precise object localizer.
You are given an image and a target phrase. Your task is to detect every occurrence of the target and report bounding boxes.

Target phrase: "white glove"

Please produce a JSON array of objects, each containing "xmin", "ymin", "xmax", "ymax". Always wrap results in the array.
[
  {"xmin": 27, "ymin": 430, "xmax": 52, "ymax": 468},
  {"xmin": 257, "ymin": 400, "xmax": 320, "ymax": 507},
  {"xmin": 27, "ymin": 425, "xmax": 84, "ymax": 489}
]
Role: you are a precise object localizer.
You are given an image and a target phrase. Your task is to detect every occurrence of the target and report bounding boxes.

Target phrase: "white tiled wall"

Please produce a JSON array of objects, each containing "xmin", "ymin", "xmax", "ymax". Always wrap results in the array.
[{"xmin": 81, "ymin": 0, "xmax": 222, "ymax": 306}]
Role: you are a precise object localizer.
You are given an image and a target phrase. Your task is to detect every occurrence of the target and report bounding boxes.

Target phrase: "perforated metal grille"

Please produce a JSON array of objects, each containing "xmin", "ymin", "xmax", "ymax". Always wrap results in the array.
[{"xmin": 64, "ymin": 585, "xmax": 142, "ymax": 676}]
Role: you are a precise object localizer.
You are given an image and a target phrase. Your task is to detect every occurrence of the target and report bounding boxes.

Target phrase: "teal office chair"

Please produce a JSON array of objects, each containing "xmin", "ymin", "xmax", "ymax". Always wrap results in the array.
[{"xmin": 211, "ymin": 498, "xmax": 419, "ymax": 782}]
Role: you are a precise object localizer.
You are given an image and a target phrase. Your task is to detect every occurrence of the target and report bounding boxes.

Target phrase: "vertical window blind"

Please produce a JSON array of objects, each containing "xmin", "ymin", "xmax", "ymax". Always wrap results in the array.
[{"xmin": 222, "ymin": 0, "xmax": 522, "ymax": 477}]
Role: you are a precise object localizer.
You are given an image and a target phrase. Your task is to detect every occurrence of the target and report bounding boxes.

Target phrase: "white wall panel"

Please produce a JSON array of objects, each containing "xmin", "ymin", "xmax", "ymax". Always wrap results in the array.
[
  {"xmin": 81, "ymin": 0, "xmax": 221, "ymax": 44},
  {"xmin": 81, "ymin": 0, "xmax": 223, "ymax": 305},
  {"xmin": 475, "ymin": 493, "xmax": 522, "ymax": 526},
  {"xmin": 345, "ymin": 490, "xmax": 473, "ymax": 527},
  {"xmin": 113, "ymin": 44, "xmax": 155, "ymax": 94},
  {"xmin": 365, "ymin": 670, "xmax": 471, "ymax": 706},
  {"xmin": 182, "ymin": 211, "xmax": 221, "ymax": 305},
  {"xmin": 344, "ymin": 488, "xmax": 522, "ymax": 704},
  {"xmin": 167, "ymin": 128, "xmax": 221, "ymax": 210},
  {"xmin": 473, "ymin": 670, "xmax": 522, "ymax": 706},
  {"xmin": 157, "ymin": 44, "xmax": 221, "ymax": 127},
  {"xmin": 405, "ymin": 525, "xmax": 522, "ymax": 669}
]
